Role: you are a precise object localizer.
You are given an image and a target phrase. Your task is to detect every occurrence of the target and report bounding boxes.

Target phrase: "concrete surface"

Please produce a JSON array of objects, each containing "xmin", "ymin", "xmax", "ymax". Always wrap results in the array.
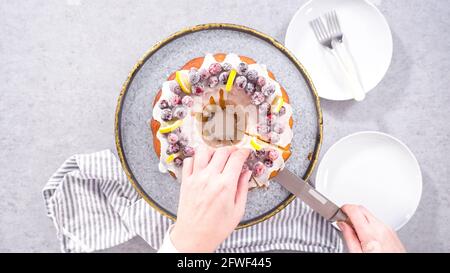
[{"xmin": 0, "ymin": 0, "xmax": 449, "ymax": 252}]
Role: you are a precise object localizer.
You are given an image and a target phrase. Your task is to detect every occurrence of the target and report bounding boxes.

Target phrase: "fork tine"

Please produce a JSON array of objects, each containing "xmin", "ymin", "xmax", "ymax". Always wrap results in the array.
[
  {"xmin": 309, "ymin": 20, "xmax": 320, "ymax": 40},
  {"xmin": 310, "ymin": 19, "xmax": 320, "ymax": 40},
  {"xmin": 310, "ymin": 19, "xmax": 324, "ymax": 42},
  {"xmin": 330, "ymin": 10, "xmax": 341, "ymax": 36},
  {"xmin": 325, "ymin": 11, "xmax": 335, "ymax": 36},
  {"xmin": 310, "ymin": 15, "xmax": 334, "ymax": 48},
  {"xmin": 332, "ymin": 10, "xmax": 342, "ymax": 33},
  {"xmin": 326, "ymin": 12, "xmax": 333, "ymax": 35},
  {"xmin": 316, "ymin": 20, "xmax": 326, "ymax": 41},
  {"xmin": 316, "ymin": 18, "xmax": 329, "ymax": 41}
]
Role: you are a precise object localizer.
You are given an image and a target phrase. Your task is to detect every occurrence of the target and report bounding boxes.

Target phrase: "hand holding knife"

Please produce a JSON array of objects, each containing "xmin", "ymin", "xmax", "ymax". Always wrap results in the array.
[{"xmin": 274, "ymin": 169, "xmax": 348, "ymax": 223}]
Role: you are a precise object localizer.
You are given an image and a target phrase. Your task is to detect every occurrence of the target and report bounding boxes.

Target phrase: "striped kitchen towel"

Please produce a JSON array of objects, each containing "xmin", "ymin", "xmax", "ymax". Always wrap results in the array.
[{"xmin": 42, "ymin": 150, "xmax": 343, "ymax": 253}]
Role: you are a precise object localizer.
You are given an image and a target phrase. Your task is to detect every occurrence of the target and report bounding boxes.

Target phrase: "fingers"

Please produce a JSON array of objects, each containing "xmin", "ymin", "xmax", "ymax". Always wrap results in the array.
[
  {"xmin": 235, "ymin": 170, "xmax": 251, "ymax": 208},
  {"xmin": 338, "ymin": 221, "xmax": 362, "ymax": 253},
  {"xmin": 193, "ymin": 145, "xmax": 214, "ymax": 173},
  {"xmin": 206, "ymin": 146, "xmax": 236, "ymax": 174},
  {"xmin": 341, "ymin": 204, "xmax": 374, "ymax": 242},
  {"xmin": 358, "ymin": 205, "xmax": 381, "ymax": 224},
  {"xmin": 222, "ymin": 149, "xmax": 251, "ymax": 187},
  {"xmin": 182, "ymin": 157, "xmax": 194, "ymax": 179}
]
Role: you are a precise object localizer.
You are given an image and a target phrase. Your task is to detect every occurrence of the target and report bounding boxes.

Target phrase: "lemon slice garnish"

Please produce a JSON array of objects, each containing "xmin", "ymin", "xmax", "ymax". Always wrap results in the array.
[
  {"xmin": 272, "ymin": 96, "xmax": 284, "ymax": 113},
  {"xmin": 225, "ymin": 69, "xmax": 237, "ymax": 92},
  {"xmin": 166, "ymin": 152, "xmax": 181, "ymax": 163},
  {"xmin": 158, "ymin": 119, "xmax": 184, "ymax": 134},
  {"xmin": 175, "ymin": 71, "xmax": 191, "ymax": 94},
  {"xmin": 250, "ymin": 137, "xmax": 264, "ymax": 151}
]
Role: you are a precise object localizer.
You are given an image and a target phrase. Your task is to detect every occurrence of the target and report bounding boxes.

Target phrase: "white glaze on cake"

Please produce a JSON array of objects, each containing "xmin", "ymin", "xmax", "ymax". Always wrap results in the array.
[{"xmin": 152, "ymin": 53, "xmax": 293, "ymax": 187}]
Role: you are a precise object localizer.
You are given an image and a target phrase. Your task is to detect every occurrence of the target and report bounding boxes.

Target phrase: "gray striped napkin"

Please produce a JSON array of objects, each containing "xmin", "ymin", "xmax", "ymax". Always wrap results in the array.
[{"xmin": 43, "ymin": 150, "xmax": 343, "ymax": 253}]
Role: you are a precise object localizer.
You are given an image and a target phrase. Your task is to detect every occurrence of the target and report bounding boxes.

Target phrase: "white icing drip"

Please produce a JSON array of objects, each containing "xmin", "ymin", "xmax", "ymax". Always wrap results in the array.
[
  {"xmin": 223, "ymin": 53, "xmax": 242, "ymax": 68},
  {"xmin": 151, "ymin": 53, "xmax": 294, "ymax": 186},
  {"xmin": 200, "ymin": 54, "xmax": 217, "ymax": 70}
]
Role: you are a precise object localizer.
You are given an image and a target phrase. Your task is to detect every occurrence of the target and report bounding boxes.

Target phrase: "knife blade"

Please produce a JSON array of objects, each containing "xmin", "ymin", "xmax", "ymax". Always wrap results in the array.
[{"xmin": 274, "ymin": 169, "xmax": 348, "ymax": 222}]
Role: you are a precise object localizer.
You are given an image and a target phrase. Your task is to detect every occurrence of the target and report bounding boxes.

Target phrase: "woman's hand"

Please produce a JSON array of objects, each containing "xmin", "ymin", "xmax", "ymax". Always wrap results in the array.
[
  {"xmin": 338, "ymin": 205, "xmax": 406, "ymax": 253},
  {"xmin": 170, "ymin": 145, "xmax": 252, "ymax": 252}
]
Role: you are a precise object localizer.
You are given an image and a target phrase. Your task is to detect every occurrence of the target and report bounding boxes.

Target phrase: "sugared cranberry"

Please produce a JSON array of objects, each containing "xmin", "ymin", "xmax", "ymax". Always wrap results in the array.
[
  {"xmin": 218, "ymin": 71, "xmax": 229, "ymax": 84},
  {"xmin": 246, "ymin": 70, "xmax": 258, "ymax": 82},
  {"xmin": 169, "ymin": 81, "xmax": 182, "ymax": 94},
  {"xmin": 173, "ymin": 106, "xmax": 187, "ymax": 119},
  {"xmin": 237, "ymin": 62, "xmax": 248, "ymax": 75},
  {"xmin": 198, "ymin": 68, "xmax": 210, "ymax": 81},
  {"xmin": 257, "ymin": 124, "xmax": 270, "ymax": 135},
  {"xmin": 208, "ymin": 63, "xmax": 222, "ymax": 75},
  {"xmin": 159, "ymin": 99, "xmax": 170, "ymax": 109},
  {"xmin": 167, "ymin": 133, "xmax": 179, "ymax": 144},
  {"xmin": 267, "ymin": 149, "xmax": 279, "ymax": 161},
  {"xmin": 182, "ymin": 95, "xmax": 194, "ymax": 107},
  {"xmin": 208, "ymin": 76, "xmax": 219, "ymax": 88},
  {"xmin": 252, "ymin": 161, "xmax": 266, "ymax": 177},
  {"xmin": 256, "ymin": 76, "xmax": 266, "ymax": 87},
  {"xmin": 272, "ymin": 122, "xmax": 284, "ymax": 134},
  {"xmin": 182, "ymin": 146, "xmax": 195, "ymax": 157},
  {"xmin": 255, "ymin": 149, "xmax": 266, "ymax": 159},
  {"xmin": 222, "ymin": 63, "xmax": 232, "ymax": 71},
  {"xmin": 174, "ymin": 157, "xmax": 183, "ymax": 167},
  {"xmin": 170, "ymin": 94, "xmax": 182, "ymax": 105},
  {"xmin": 262, "ymin": 83, "xmax": 275, "ymax": 96},
  {"xmin": 251, "ymin": 91, "xmax": 265, "ymax": 105},
  {"xmin": 245, "ymin": 82, "xmax": 256, "ymax": 94},
  {"xmin": 161, "ymin": 108, "xmax": 173, "ymax": 121},
  {"xmin": 235, "ymin": 76, "xmax": 247, "ymax": 89},
  {"xmin": 166, "ymin": 143, "xmax": 180, "ymax": 154},
  {"xmin": 191, "ymin": 84, "xmax": 204, "ymax": 95},
  {"xmin": 178, "ymin": 135, "xmax": 189, "ymax": 147},
  {"xmin": 188, "ymin": 68, "xmax": 200, "ymax": 85},
  {"xmin": 264, "ymin": 159, "xmax": 273, "ymax": 168}
]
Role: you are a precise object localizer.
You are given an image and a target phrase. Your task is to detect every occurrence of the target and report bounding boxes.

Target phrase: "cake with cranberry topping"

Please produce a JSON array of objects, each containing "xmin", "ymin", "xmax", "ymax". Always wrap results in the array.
[{"xmin": 150, "ymin": 53, "xmax": 293, "ymax": 188}]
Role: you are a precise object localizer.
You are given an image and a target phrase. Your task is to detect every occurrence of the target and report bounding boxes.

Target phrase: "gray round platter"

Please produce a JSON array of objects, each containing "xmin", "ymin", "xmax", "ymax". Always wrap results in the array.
[{"xmin": 115, "ymin": 24, "xmax": 322, "ymax": 228}]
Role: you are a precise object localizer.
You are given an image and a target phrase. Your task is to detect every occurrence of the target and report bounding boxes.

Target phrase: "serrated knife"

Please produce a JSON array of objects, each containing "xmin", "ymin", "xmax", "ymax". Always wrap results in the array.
[{"xmin": 274, "ymin": 169, "xmax": 348, "ymax": 222}]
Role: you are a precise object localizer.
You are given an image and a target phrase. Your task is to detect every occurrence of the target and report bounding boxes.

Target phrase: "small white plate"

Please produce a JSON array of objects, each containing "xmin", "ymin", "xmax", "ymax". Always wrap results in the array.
[
  {"xmin": 285, "ymin": 0, "xmax": 393, "ymax": 100},
  {"xmin": 315, "ymin": 131, "xmax": 422, "ymax": 230}
]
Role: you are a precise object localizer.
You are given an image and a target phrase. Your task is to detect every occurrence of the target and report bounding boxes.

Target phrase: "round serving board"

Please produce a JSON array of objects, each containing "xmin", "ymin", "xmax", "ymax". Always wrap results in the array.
[{"xmin": 115, "ymin": 24, "xmax": 322, "ymax": 228}]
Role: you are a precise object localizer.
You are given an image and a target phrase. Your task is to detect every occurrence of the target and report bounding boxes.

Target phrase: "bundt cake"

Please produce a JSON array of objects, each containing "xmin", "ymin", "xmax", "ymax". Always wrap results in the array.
[{"xmin": 150, "ymin": 53, "xmax": 293, "ymax": 188}]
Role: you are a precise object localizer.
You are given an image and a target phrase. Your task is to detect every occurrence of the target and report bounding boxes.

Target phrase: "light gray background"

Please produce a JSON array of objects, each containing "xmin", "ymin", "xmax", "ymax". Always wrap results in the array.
[{"xmin": 0, "ymin": 0, "xmax": 448, "ymax": 252}]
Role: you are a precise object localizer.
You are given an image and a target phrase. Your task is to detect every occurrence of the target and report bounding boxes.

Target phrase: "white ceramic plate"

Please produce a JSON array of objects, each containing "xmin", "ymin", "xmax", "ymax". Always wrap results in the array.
[
  {"xmin": 285, "ymin": 0, "xmax": 393, "ymax": 100},
  {"xmin": 315, "ymin": 131, "xmax": 422, "ymax": 230}
]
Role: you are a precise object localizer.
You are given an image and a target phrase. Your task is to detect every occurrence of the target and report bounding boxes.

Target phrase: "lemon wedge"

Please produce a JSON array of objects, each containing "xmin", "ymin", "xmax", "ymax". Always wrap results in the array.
[
  {"xmin": 158, "ymin": 119, "xmax": 184, "ymax": 134},
  {"xmin": 272, "ymin": 96, "xmax": 284, "ymax": 113},
  {"xmin": 175, "ymin": 71, "xmax": 191, "ymax": 94},
  {"xmin": 250, "ymin": 137, "xmax": 264, "ymax": 151},
  {"xmin": 225, "ymin": 69, "xmax": 237, "ymax": 92},
  {"xmin": 166, "ymin": 152, "xmax": 181, "ymax": 163}
]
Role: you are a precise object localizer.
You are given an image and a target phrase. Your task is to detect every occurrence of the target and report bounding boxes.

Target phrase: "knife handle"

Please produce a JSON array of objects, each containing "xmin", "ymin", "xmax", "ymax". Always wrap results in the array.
[{"xmin": 330, "ymin": 208, "xmax": 349, "ymax": 223}]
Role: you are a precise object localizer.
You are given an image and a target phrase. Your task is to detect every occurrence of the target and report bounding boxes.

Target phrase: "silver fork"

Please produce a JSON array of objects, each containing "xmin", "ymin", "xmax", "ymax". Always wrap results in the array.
[{"xmin": 310, "ymin": 11, "xmax": 365, "ymax": 101}]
